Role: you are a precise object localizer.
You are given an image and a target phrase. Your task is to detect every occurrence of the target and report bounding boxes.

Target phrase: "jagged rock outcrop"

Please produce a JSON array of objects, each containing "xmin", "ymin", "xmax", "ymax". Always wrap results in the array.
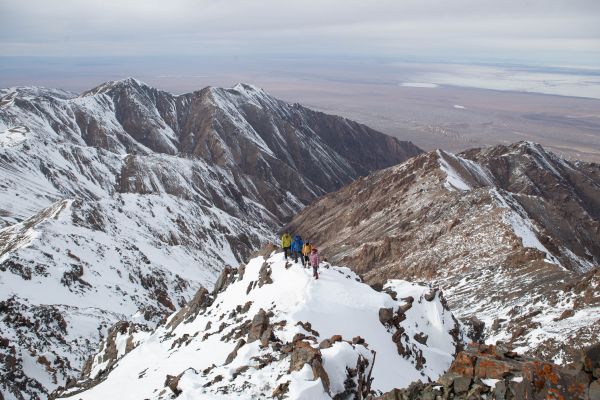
[
  {"xmin": 373, "ymin": 343, "xmax": 600, "ymax": 400},
  {"xmin": 53, "ymin": 251, "xmax": 460, "ymax": 399},
  {"xmin": 0, "ymin": 79, "xmax": 421, "ymax": 397},
  {"xmin": 287, "ymin": 142, "xmax": 600, "ymax": 363}
]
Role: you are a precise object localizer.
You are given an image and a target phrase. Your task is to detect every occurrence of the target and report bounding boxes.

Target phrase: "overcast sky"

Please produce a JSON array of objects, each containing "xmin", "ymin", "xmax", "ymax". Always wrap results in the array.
[{"xmin": 1, "ymin": 0, "xmax": 599, "ymax": 67}]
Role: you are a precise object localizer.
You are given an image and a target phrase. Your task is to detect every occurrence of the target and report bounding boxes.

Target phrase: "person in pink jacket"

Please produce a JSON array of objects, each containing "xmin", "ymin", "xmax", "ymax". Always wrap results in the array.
[{"xmin": 309, "ymin": 248, "xmax": 320, "ymax": 280}]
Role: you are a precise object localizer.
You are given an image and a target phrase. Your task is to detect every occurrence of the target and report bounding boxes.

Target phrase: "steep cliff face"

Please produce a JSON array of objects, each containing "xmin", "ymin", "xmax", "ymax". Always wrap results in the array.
[
  {"xmin": 0, "ymin": 79, "xmax": 421, "ymax": 398},
  {"xmin": 286, "ymin": 142, "xmax": 600, "ymax": 363},
  {"xmin": 0, "ymin": 79, "xmax": 420, "ymax": 225}
]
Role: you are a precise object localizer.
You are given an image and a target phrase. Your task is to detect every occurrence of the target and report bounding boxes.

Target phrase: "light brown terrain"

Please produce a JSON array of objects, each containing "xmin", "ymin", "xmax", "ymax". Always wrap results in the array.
[
  {"xmin": 3, "ymin": 58, "xmax": 599, "ymax": 162},
  {"xmin": 286, "ymin": 142, "xmax": 600, "ymax": 363},
  {"xmin": 267, "ymin": 81, "xmax": 600, "ymax": 162}
]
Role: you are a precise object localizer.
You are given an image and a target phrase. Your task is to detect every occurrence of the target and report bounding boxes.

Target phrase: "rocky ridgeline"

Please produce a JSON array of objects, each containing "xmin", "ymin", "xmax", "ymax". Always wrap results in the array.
[
  {"xmin": 287, "ymin": 142, "xmax": 600, "ymax": 363},
  {"xmin": 374, "ymin": 343, "xmax": 600, "ymax": 400},
  {"xmin": 53, "ymin": 250, "xmax": 461, "ymax": 399},
  {"xmin": 0, "ymin": 80, "xmax": 421, "ymax": 397}
]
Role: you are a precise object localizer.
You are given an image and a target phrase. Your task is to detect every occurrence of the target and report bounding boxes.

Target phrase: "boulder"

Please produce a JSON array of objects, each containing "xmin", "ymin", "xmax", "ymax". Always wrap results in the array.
[
  {"xmin": 398, "ymin": 302, "xmax": 412, "ymax": 314},
  {"xmin": 259, "ymin": 325, "xmax": 274, "ymax": 347},
  {"xmin": 583, "ymin": 343, "xmax": 600, "ymax": 375},
  {"xmin": 272, "ymin": 381, "xmax": 290, "ymax": 399},
  {"xmin": 451, "ymin": 351, "xmax": 476, "ymax": 378},
  {"xmin": 212, "ymin": 266, "xmax": 234, "ymax": 295},
  {"xmin": 378, "ymin": 307, "xmax": 394, "ymax": 325},
  {"xmin": 289, "ymin": 341, "xmax": 320, "ymax": 372},
  {"xmin": 165, "ymin": 373, "xmax": 182, "ymax": 396},
  {"xmin": 247, "ymin": 309, "xmax": 269, "ymax": 343},
  {"xmin": 589, "ymin": 380, "xmax": 600, "ymax": 400},
  {"xmin": 224, "ymin": 339, "xmax": 246, "ymax": 365},
  {"xmin": 453, "ymin": 376, "xmax": 471, "ymax": 394},
  {"xmin": 311, "ymin": 359, "xmax": 331, "ymax": 393},
  {"xmin": 166, "ymin": 287, "xmax": 211, "ymax": 330},
  {"xmin": 492, "ymin": 380, "xmax": 506, "ymax": 399},
  {"xmin": 464, "ymin": 316, "xmax": 486, "ymax": 344},
  {"xmin": 257, "ymin": 262, "xmax": 273, "ymax": 287},
  {"xmin": 413, "ymin": 332, "xmax": 428, "ymax": 345},
  {"xmin": 296, "ymin": 321, "xmax": 320, "ymax": 336},
  {"xmin": 424, "ymin": 288, "xmax": 437, "ymax": 301},
  {"xmin": 330, "ymin": 335, "xmax": 342, "ymax": 343},
  {"xmin": 352, "ymin": 336, "xmax": 365, "ymax": 345}
]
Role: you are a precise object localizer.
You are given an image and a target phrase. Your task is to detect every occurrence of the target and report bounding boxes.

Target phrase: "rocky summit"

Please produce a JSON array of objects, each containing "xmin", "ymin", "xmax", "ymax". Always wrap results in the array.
[
  {"xmin": 287, "ymin": 142, "xmax": 600, "ymax": 364},
  {"xmin": 0, "ymin": 79, "xmax": 421, "ymax": 399},
  {"xmin": 53, "ymin": 251, "xmax": 461, "ymax": 400}
]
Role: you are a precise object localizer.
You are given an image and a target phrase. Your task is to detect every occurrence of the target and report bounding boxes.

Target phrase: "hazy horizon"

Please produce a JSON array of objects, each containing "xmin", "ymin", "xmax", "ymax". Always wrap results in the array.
[
  {"xmin": 2, "ymin": 55, "xmax": 600, "ymax": 100},
  {"xmin": 2, "ymin": 1, "xmax": 599, "ymax": 162},
  {"xmin": 2, "ymin": 0, "xmax": 599, "ymax": 98}
]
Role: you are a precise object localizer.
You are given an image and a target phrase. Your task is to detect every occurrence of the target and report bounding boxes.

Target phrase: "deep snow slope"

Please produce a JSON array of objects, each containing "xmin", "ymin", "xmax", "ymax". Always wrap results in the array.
[
  {"xmin": 57, "ymin": 251, "xmax": 461, "ymax": 400},
  {"xmin": 287, "ymin": 142, "xmax": 600, "ymax": 364},
  {"xmin": 0, "ymin": 79, "xmax": 421, "ymax": 399}
]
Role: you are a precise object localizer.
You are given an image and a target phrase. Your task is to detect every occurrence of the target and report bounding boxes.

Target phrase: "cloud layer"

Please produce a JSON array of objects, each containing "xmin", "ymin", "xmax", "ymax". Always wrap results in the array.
[{"xmin": 1, "ymin": 0, "xmax": 599, "ymax": 65}]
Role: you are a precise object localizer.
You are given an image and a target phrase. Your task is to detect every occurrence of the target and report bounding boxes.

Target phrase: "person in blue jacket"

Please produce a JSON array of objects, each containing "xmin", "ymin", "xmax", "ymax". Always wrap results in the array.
[{"xmin": 290, "ymin": 234, "xmax": 304, "ymax": 264}]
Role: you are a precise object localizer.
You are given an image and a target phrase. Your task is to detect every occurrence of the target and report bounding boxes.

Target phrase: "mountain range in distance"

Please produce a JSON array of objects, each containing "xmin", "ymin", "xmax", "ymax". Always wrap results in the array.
[{"xmin": 0, "ymin": 78, "xmax": 598, "ymax": 400}]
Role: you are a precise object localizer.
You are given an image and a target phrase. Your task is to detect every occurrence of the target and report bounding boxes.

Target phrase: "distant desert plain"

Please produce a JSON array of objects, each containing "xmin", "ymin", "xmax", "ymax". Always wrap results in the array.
[{"xmin": 2, "ymin": 56, "xmax": 599, "ymax": 162}]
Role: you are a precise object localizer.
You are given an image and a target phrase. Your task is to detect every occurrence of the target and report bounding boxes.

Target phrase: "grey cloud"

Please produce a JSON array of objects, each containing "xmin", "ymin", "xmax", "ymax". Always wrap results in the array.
[{"xmin": 1, "ymin": 0, "xmax": 599, "ymax": 65}]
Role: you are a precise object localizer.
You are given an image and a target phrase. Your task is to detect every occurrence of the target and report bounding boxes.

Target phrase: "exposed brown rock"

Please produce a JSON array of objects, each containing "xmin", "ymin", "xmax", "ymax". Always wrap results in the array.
[
  {"xmin": 166, "ymin": 287, "xmax": 212, "ymax": 331},
  {"xmin": 224, "ymin": 339, "xmax": 246, "ymax": 365},
  {"xmin": 247, "ymin": 309, "xmax": 270, "ymax": 343},
  {"xmin": 413, "ymin": 332, "xmax": 428, "ymax": 345},
  {"xmin": 312, "ymin": 359, "xmax": 331, "ymax": 393},
  {"xmin": 213, "ymin": 266, "xmax": 235, "ymax": 295},
  {"xmin": 379, "ymin": 343, "xmax": 600, "ymax": 400},
  {"xmin": 165, "ymin": 373, "xmax": 183, "ymax": 396},
  {"xmin": 272, "ymin": 381, "xmax": 290, "ymax": 399},
  {"xmin": 330, "ymin": 335, "xmax": 343, "ymax": 343},
  {"xmin": 257, "ymin": 262, "xmax": 273, "ymax": 287},
  {"xmin": 319, "ymin": 339, "xmax": 333, "ymax": 349},
  {"xmin": 286, "ymin": 143, "xmax": 600, "ymax": 363},
  {"xmin": 378, "ymin": 308, "xmax": 394, "ymax": 326},
  {"xmin": 289, "ymin": 341, "xmax": 321, "ymax": 373}
]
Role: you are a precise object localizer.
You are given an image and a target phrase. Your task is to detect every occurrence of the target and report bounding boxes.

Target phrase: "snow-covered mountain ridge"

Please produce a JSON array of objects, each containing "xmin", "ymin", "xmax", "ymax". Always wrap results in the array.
[
  {"xmin": 287, "ymin": 142, "xmax": 600, "ymax": 364},
  {"xmin": 0, "ymin": 79, "xmax": 421, "ymax": 399},
  {"xmin": 55, "ymin": 250, "xmax": 462, "ymax": 400}
]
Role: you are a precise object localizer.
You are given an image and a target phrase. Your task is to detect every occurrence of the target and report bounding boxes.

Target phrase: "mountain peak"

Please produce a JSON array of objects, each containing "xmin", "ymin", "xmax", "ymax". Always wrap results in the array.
[
  {"xmin": 286, "ymin": 142, "xmax": 600, "ymax": 364},
  {"xmin": 207, "ymin": 82, "xmax": 274, "ymax": 107},
  {"xmin": 232, "ymin": 82, "xmax": 263, "ymax": 93},
  {"xmin": 80, "ymin": 77, "xmax": 153, "ymax": 97},
  {"xmin": 0, "ymin": 78, "xmax": 422, "ymax": 397}
]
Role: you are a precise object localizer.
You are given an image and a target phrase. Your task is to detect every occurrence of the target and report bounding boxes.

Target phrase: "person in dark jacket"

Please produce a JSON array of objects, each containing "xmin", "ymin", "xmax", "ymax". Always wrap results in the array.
[{"xmin": 290, "ymin": 235, "xmax": 303, "ymax": 263}]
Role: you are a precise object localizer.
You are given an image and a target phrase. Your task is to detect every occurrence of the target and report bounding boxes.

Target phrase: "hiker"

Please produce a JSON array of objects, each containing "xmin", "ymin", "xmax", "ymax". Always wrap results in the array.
[
  {"xmin": 301, "ymin": 241, "xmax": 312, "ymax": 267},
  {"xmin": 309, "ymin": 248, "xmax": 320, "ymax": 279},
  {"xmin": 281, "ymin": 232, "xmax": 292, "ymax": 259},
  {"xmin": 291, "ymin": 234, "xmax": 303, "ymax": 263}
]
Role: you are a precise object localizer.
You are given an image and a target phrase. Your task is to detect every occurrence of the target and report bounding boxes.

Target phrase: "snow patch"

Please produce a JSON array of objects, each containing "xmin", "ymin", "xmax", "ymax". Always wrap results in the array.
[
  {"xmin": 437, "ymin": 150, "xmax": 471, "ymax": 191},
  {"xmin": 63, "ymin": 252, "xmax": 460, "ymax": 399}
]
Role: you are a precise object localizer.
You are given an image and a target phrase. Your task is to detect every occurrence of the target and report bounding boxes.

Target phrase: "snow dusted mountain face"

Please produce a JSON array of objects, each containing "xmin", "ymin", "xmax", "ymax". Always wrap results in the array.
[
  {"xmin": 55, "ymin": 250, "xmax": 462, "ymax": 400},
  {"xmin": 0, "ymin": 79, "xmax": 421, "ymax": 399},
  {"xmin": 287, "ymin": 142, "xmax": 600, "ymax": 364}
]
